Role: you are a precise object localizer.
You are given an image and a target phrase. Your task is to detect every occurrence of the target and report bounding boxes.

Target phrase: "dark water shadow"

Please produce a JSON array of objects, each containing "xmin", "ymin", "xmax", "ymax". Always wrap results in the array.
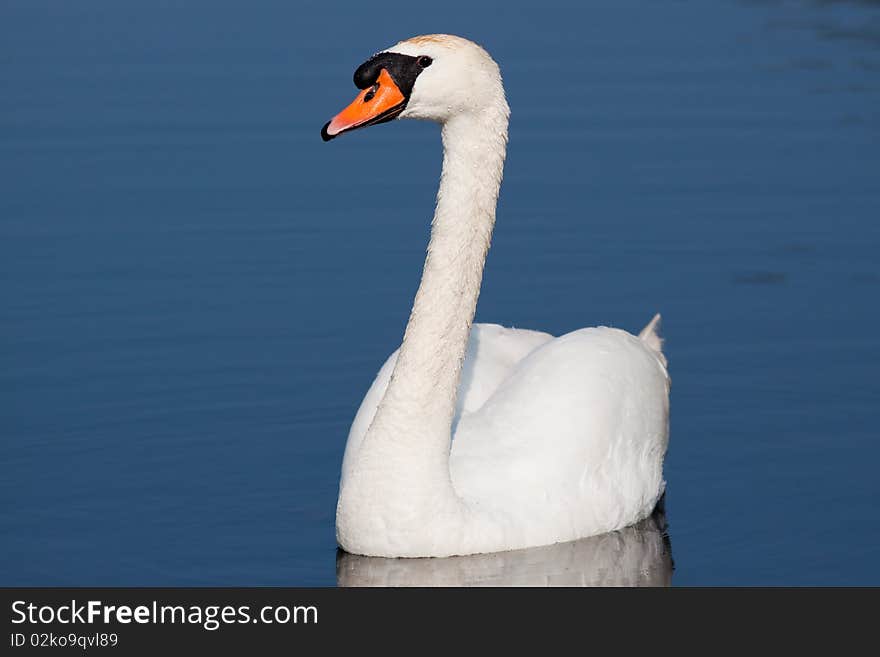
[
  {"xmin": 746, "ymin": 0, "xmax": 880, "ymax": 50},
  {"xmin": 335, "ymin": 510, "xmax": 673, "ymax": 587}
]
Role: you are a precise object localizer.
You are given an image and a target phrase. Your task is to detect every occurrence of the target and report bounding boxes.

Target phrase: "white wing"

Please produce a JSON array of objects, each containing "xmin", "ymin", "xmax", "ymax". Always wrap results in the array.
[{"xmin": 451, "ymin": 325, "xmax": 670, "ymax": 545}]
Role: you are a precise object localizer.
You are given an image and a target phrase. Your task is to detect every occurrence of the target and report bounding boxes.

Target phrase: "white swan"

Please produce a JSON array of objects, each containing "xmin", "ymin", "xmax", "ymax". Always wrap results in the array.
[{"xmin": 321, "ymin": 34, "xmax": 670, "ymax": 558}]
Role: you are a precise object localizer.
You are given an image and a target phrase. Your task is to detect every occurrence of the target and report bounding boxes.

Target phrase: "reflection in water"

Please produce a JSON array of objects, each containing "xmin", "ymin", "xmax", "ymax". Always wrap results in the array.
[{"xmin": 336, "ymin": 511, "xmax": 673, "ymax": 587}]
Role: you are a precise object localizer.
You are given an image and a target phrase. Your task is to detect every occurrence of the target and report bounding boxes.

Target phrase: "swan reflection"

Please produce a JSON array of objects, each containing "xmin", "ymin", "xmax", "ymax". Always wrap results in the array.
[{"xmin": 336, "ymin": 511, "xmax": 673, "ymax": 587}]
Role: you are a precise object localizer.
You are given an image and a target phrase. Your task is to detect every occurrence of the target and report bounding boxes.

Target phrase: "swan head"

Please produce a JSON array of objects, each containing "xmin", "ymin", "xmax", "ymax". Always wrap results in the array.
[{"xmin": 321, "ymin": 34, "xmax": 506, "ymax": 141}]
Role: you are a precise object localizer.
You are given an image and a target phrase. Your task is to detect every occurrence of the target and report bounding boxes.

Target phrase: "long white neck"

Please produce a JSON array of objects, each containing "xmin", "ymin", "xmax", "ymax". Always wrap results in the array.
[
  {"xmin": 337, "ymin": 106, "xmax": 509, "ymax": 554},
  {"xmin": 381, "ymin": 112, "xmax": 507, "ymax": 440}
]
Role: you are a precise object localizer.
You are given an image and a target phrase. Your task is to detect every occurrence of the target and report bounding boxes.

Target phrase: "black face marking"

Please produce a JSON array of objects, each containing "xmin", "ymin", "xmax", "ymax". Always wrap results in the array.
[
  {"xmin": 352, "ymin": 52, "xmax": 429, "ymax": 99},
  {"xmin": 321, "ymin": 52, "xmax": 431, "ymax": 142}
]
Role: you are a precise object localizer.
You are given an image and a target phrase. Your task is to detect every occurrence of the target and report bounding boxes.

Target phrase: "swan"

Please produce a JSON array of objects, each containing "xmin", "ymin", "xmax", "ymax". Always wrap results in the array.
[{"xmin": 321, "ymin": 34, "xmax": 670, "ymax": 558}]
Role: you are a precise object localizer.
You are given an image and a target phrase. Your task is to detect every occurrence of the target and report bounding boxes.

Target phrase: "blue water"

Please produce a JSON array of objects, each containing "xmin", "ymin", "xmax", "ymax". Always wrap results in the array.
[{"xmin": 2, "ymin": 0, "xmax": 878, "ymax": 585}]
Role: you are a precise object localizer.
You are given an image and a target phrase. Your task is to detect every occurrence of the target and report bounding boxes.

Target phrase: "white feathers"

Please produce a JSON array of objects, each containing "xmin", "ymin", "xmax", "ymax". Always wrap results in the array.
[
  {"xmin": 335, "ymin": 35, "xmax": 670, "ymax": 558},
  {"xmin": 638, "ymin": 313, "xmax": 667, "ymax": 368}
]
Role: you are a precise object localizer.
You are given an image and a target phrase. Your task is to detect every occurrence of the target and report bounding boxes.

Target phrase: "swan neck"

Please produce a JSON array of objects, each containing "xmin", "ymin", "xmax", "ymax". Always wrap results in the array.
[
  {"xmin": 362, "ymin": 111, "xmax": 507, "ymax": 469},
  {"xmin": 393, "ymin": 113, "xmax": 506, "ymax": 423},
  {"xmin": 336, "ymin": 105, "xmax": 510, "ymax": 554}
]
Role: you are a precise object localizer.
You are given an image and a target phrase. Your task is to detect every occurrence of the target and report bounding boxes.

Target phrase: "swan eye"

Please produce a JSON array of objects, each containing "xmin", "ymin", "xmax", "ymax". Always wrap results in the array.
[{"xmin": 418, "ymin": 56, "xmax": 433, "ymax": 68}]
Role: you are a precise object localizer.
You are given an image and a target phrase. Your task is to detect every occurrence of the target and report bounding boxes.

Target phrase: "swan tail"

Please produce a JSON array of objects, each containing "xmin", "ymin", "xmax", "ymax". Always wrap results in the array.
[{"xmin": 638, "ymin": 313, "xmax": 667, "ymax": 369}]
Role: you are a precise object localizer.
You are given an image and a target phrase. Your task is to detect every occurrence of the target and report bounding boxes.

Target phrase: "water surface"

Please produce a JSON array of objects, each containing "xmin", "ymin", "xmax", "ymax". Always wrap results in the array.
[{"xmin": 2, "ymin": 0, "xmax": 879, "ymax": 585}]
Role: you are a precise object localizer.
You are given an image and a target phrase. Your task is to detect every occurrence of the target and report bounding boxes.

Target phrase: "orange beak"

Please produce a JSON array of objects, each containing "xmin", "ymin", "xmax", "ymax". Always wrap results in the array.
[{"xmin": 321, "ymin": 69, "xmax": 407, "ymax": 141}]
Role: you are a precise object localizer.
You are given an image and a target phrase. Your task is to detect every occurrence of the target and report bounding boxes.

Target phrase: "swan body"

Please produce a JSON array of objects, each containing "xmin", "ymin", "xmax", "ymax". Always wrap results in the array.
[{"xmin": 322, "ymin": 35, "xmax": 670, "ymax": 558}]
